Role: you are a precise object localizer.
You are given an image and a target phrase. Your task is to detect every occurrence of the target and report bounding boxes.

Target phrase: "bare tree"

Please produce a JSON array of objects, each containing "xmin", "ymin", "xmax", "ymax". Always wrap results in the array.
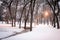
[
  {"xmin": 30, "ymin": 0, "xmax": 36, "ymax": 31},
  {"xmin": 46, "ymin": 0, "xmax": 60, "ymax": 29},
  {"xmin": 19, "ymin": 0, "xmax": 30, "ymax": 28}
]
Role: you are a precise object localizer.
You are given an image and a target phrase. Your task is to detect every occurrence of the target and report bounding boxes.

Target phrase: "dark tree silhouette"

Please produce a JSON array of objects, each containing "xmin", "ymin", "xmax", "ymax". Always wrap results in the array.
[
  {"xmin": 30, "ymin": 0, "xmax": 36, "ymax": 31},
  {"xmin": 46, "ymin": 0, "xmax": 60, "ymax": 29}
]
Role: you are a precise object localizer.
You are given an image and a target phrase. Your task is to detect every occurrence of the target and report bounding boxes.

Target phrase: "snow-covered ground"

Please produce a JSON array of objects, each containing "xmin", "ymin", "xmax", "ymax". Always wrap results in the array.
[
  {"xmin": 0, "ymin": 23, "xmax": 24, "ymax": 39},
  {"xmin": 0, "ymin": 23, "xmax": 60, "ymax": 40}
]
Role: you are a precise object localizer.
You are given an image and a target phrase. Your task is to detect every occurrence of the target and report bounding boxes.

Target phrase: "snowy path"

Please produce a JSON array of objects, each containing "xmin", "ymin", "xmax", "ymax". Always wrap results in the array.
[
  {"xmin": 0, "ymin": 24, "xmax": 27, "ymax": 40},
  {"xmin": 1, "ymin": 24, "xmax": 60, "ymax": 40},
  {"xmin": 0, "ymin": 29, "xmax": 29, "ymax": 40},
  {"xmin": 0, "ymin": 22, "xmax": 34, "ymax": 40}
]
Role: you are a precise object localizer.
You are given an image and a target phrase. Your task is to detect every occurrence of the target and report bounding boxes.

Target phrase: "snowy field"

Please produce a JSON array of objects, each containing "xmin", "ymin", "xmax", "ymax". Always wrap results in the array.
[
  {"xmin": 0, "ymin": 23, "xmax": 24, "ymax": 39},
  {"xmin": 0, "ymin": 22, "xmax": 60, "ymax": 40}
]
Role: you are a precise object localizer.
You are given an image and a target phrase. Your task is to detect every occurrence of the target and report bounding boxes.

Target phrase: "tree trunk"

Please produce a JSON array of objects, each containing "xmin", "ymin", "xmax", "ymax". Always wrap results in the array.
[
  {"xmin": 56, "ymin": 16, "xmax": 59, "ymax": 29},
  {"xmin": 30, "ymin": 0, "xmax": 36, "ymax": 31},
  {"xmin": 19, "ymin": 19, "xmax": 21, "ymax": 28},
  {"xmin": 24, "ymin": 19, "xmax": 27, "ymax": 29},
  {"xmin": 14, "ymin": 1, "xmax": 18, "ymax": 27},
  {"xmin": 12, "ymin": 19, "xmax": 14, "ymax": 27}
]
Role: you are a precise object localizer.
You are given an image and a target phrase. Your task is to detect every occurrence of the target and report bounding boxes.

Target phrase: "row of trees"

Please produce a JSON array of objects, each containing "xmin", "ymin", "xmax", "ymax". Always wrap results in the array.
[
  {"xmin": 0, "ymin": 0, "xmax": 60, "ymax": 31},
  {"xmin": 0, "ymin": 0, "xmax": 37, "ymax": 31},
  {"xmin": 46, "ymin": 0, "xmax": 60, "ymax": 29}
]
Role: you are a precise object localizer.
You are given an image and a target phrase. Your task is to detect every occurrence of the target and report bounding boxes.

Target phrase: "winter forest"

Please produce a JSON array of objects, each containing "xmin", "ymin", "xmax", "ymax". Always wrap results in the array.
[{"xmin": 0, "ymin": 0, "xmax": 60, "ymax": 40}]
